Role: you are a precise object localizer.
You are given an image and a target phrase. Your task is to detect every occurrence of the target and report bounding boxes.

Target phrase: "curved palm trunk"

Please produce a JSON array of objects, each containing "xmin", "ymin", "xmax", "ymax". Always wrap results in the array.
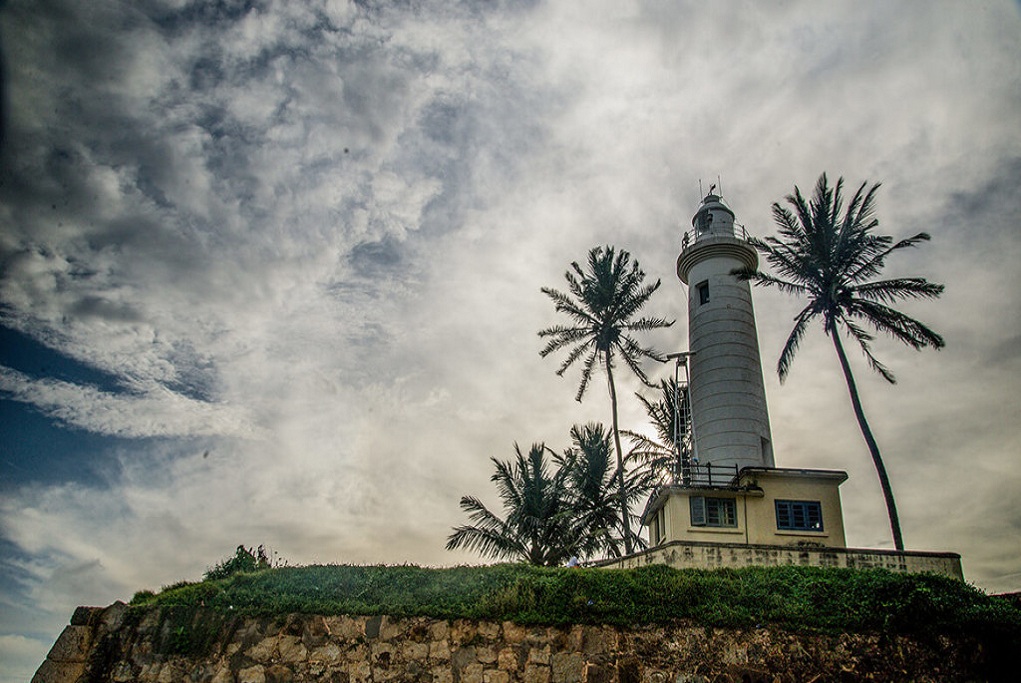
[
  {"xmin": 830, "ymin": 330, "xmax": 905, "ymax": 551},
  {"xmin": 604, "ymin": 359, "xmax": 635, "ymax": 555}
]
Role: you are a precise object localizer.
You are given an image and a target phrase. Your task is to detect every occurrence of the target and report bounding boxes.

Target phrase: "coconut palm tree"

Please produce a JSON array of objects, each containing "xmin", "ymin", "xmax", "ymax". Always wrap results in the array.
[
  {"xmin": 735, "ymin": 173, "xmax": 945, "ymax": 551},
  {"xmin": 539, "ymin": 246, "xmax": 673, "ymax": 554},
  {"xmin": 446, "ymin": 443, "xmax": 575, "ymax": 566},
  {"xmin": 624, "ymin": 378, "xmax": 691, "ymax": 485},
  {"xmin": 555, "ymin": 423, "xmax": 651, "ymax": 559}
]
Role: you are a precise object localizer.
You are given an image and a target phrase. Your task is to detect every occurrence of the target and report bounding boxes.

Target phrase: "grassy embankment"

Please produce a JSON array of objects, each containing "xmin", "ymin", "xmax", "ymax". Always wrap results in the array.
[{"xmin": 131, "ymin": 563, "xmax": 1020, "ymax": 640}]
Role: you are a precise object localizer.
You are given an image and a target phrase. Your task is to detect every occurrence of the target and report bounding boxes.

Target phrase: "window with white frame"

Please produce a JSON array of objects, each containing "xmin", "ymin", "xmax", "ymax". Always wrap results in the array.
[
  {"xmin": 689, "ymin": 496, "xmax": 737, "ymax": 527},
  {"xmin": 775, "ymin": 500, "xmax": 823, "ymax": 532}
]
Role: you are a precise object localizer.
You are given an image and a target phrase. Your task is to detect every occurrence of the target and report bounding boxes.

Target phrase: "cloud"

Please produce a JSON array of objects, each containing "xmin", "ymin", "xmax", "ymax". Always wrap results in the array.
[
  {"xmin": 0, "ymin": 366, "xmax": 260, "ymax": 438},
  {"xmin": 0, "ymin": 634, "xmax": 51, "ymax": 683}
]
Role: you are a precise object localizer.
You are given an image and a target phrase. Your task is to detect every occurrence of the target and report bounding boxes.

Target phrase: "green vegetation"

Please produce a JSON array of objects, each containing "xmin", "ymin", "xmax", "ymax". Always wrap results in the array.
[
  {"xmin": 447, "ymin": 443, "xmax": 580, "ymax": 566},
  {"xmin": 734, "ymin": 174, "xmax": 945, "ymax": 551},
  {"xmin": 447, "ymin": 425, "xmax": 648, "ymax": 565},
  {"xmin": 129, "ymin": 563, "xmax": 1020, "ymax": 640},
  {"xmin": 204, "ymin": 544, "xmax": 273, "ymax": 581},
  {"xmin": 623, "ymin": 377, "xmax": 691, "ymax": 485}
]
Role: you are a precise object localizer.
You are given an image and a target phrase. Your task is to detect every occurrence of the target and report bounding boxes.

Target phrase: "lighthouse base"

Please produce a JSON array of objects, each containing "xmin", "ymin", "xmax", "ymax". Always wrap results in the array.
[{"xmin": 595, "ymin": 538, "xmax": 964, "ymax": 581}]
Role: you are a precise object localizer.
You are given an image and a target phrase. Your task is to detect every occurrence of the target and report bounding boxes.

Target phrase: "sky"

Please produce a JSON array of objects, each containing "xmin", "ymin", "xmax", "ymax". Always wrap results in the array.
[{"xmin": 1, "ymin": 0, "xmax": 1019, "ymax": 680}]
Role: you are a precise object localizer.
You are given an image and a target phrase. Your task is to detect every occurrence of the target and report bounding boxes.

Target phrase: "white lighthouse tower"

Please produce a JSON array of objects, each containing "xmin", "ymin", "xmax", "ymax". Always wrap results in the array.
[{"xmin": 676, "ymin": 192, "xmax": 774, "ymax": 471}]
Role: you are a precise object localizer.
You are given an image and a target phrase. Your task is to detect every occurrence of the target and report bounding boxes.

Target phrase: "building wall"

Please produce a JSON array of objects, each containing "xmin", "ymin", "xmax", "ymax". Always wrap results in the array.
[
  {"xmin": 743, "ymin": 472, "xmax": 847, "ymax": 547},
  {"xmin": 647, "ymin": 472, "xmax": 847, "ymax": 549},
  {"xmin": 602, "ymin": 540, "xmax": 965, "ymax": 581}
]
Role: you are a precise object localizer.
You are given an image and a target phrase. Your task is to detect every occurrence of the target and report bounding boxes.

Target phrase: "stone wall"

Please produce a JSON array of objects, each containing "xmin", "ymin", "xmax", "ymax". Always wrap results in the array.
[
  {"xmin": 33, "ymin": 602, "xmax": 1004, "ymax": 683},
  {"xmin": 595, "ymin": 540, "xmax": 964, "ymax": 581}
]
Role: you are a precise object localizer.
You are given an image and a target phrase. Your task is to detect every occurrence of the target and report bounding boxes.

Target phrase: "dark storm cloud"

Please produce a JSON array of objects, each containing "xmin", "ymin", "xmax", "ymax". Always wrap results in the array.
[{"xmin": 66, "ymin": 296, "xmax": 144, "ymax": 324}]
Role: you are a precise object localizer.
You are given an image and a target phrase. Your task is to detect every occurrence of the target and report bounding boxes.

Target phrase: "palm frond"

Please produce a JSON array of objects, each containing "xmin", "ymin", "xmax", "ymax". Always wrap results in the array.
[
  {"xmin": 853, "ymin": 277, "xmax": 945, "ymax": 304},
  {"xmin": 839, "ymin": 318, "xmax": 896, "ymax": 383},
  {"xmin": 778, "ymin": 303, "xmax": 821, "ymax": 382},
  {"xmin": 732, "ymin": 267, "xmax": 810, "ymax": 297},
  {"xmin": 851, "ymin": 233, "xmax": 933, "ymax": 282},
  {"xmin": 574, "ymin": 345, "xmax": 601, "ymax": 401},
  {"xmin": 847, "ymin": 299, "xmax": 946, "ymax": 351}
]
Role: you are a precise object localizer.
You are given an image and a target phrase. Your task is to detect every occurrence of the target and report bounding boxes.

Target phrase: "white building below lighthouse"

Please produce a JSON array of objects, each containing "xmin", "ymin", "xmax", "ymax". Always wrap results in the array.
[{"xmin": 596, "ymin": 190, "xmax": 963, "ymax": 580}]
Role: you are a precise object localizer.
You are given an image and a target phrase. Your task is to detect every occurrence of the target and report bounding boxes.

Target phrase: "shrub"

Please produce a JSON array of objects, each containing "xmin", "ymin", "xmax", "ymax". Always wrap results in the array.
[{"xmin": 203, "ymin": 545, "xmax": 272, "ymax": 581}]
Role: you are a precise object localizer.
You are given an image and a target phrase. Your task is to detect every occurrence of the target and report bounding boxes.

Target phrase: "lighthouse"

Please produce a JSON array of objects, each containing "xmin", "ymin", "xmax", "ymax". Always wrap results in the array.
[
  {"xmin": 676, "ymin": 192, "xmax": 774, "ymax": 471},
  {"xmin": 594, "ymin": 188, "xmax": 963, "ymax": 583}
]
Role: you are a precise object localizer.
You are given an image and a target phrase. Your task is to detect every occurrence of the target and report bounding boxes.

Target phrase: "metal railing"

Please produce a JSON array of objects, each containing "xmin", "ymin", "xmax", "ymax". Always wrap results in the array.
[
  {"xmin": 680, "ymin": 224, "xmax": 752, "ymax": 251},
  {"xmin": 679, "ymin": 462, "xmax": 741, "ymax": 488}
]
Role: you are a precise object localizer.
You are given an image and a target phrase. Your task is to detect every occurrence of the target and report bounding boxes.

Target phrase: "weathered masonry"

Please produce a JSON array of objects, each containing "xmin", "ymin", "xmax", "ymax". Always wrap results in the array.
[{"xmin": 34, "ymin": 602, "xmax": 999, "ymax": 683}]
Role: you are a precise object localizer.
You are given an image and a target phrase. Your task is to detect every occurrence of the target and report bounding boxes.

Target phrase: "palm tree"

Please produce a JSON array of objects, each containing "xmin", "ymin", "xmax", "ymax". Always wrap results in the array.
[
  {"xmin": 624, "ymin": 378, "xmax": 691, "ymax": 485},
  {"xmin": 735, "ymin": 173, "xmax": 945, "ymax": 551},
  {"xmin": 446, "ymin": 443, "xmax": 575, "ymax": 566},
  {"xmin": 555, "ymin": 423, "xmax": 651, "ymax": 559},
  {"xmin": 539, "ymin": 246, "xmax": 673, "ymax": 554}
]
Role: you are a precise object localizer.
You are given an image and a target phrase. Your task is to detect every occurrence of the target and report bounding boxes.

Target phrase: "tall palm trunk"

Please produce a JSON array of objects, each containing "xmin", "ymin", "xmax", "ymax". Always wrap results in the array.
[
  {"xmin": 604, "ymin": 359, "xmax": 635, "ymax": 555},
  {"xmin": 830, "ymin": 329, "xmax": 905, "ymax": 551}
]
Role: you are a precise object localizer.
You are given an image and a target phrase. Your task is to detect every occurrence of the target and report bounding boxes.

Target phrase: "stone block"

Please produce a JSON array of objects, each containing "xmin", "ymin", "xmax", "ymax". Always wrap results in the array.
[
  {"xmin": 101, "ymin": 602, "xmax": 129, "ymax": 632},
  {"xmin": 477, "ymin": 622, "xmax": 501, "ymax": 641},
  {"xmin": 527, "ymin": 644, "xmax": 551, "ymax": 666},
  {"xmin": 31, "ymin": 659, "xmax": 85, "ymax": 683},
  {"xmin": 303, "ymin": 616, "xmax": 332, "ymax": 648},
  {"xmin": 429, "ymin": 621, "xmax": 449, "ymax": 642},
  {"xmin": 476, "ymin": 645, "xmax": 497, "ymax": 665},
  {"xmin": 524, "ymin": 664, "xmax": 551, "ymax": 683},
  {"xmin": 156, "ymin": 663, "xmax": 180, "ymax": 683},
  {"xmin": 312, "ymin": 642, "xmax": 344, "ymax": 664},
  {"xmin": 405, "ymin": 642, "xmax": 429, "ymax": 661},
  {"xmin": 277, "ymin": 635, "xmax": 308, "ymax": 661},
  {"xmin": 582, "ymin": 628, "xmax": 617, "ymax": 656},
  {"xmin": 365, "ymin": 616, "xmax": 383, "ymax": 639},
  {"xmin": 248, "ymin": 636, "xmax": 279, "ymax": 663},
  {"xmin": 70, "ymin": 606, "xmax": 101, "ymax": 626},
  {"xmin": 430, "ymin": 666, "xmax": 454, "ymax": 683},
  {"xmin": 110, "ymin": 661, "xmax": 134, "ymax": 682},
  {"xmin": 238, "ymin": 665, "xmax": 267, "ymax": 683},
  {"xmin": 210, "ymin": 665, "xmax": 235, "ymax": 683},
  {"xmin": 451, "ymin": 646, "xmax": 477, "ymax": 670},
  {"xmin": 381, "ymin": 616, "xmax": 407, "ymax": 641},
  {"xmin": 372, "ymin": 642, "xmax": 395, "ymax": 670},
  {"xmin": 429, "ymin": 640, "xmax": 451, "ymax": 662},
  {"xmin": 566, "ymin": 626, "xmax": 584, "ymax": 653},
  {"xmin": 497, "ymin": 647, "xmax": 521, "ymax": 672},
  {"xmin": 483, "ymin": 670, "xmax": 510, "ymax": 683},
  {"xmin": 584, "ymin": 663, "xmax": 612, "ymax": 683},
  {"xmin": 325, "ymin": 617, "xmax": 364, "ymax": 642},
  {"xmin": 47, "ymin": 625, "xmax": 92, "ymax": 663},
  {"xmin": 502, "ymin": 622, "xmax": 527, "ymax": 644},
  {"xmin": 266, "ymin": 664, "xmax": 295, "ymax": 683},
  {"xmin": 462, "ymin": 662, "xmax": 485, "ymax": 683},
  {"xmin": 551, "ymin": 653, "xmax": 584, "ymax": 683},
  {"xmin": 451, "ymin": 620, "xmax": 477, "ymax": 645},
  {"xmin": 139, "ymin": 662, "xmax": 160, "ymax": 681},
  {"xmin": 349, "ymin": 659, "xmax": 372, "ymax": 683}
]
